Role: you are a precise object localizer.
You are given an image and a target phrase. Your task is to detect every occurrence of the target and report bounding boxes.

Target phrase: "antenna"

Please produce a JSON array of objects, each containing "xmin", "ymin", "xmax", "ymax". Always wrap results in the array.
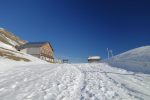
[
  {"xmin": 107, "ymin": 48, "xmax": 114, "ymax": 59},
  {"xmin": 107, "ymin": 48, "xmax": 110, "ymax": 59}
]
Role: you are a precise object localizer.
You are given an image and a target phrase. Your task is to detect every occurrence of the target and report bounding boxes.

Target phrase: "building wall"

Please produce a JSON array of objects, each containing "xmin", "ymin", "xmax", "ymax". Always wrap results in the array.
[
  {"xmin": 20, "ymin": 43, "xmax": 54, "ymax": 63},
  {"xmin": 40, "ymin": 43, "xmax": 53, "ymax": 57},
  {"xmin": 32, "ymin": 54, "xmax": 40, "ymax": 58},
  {"xmin": 20, "ymin": 48, "xmax": 40, "ymax": 57},
  {"xmin": 88, "ymin": 59, "xmax": 100, "ymax": 63},
  {"xmin": 27, "ymin": 47, "xmax": 40, "ymax": 55},
  {"xmin": 40, "ymin": 43, "xmax": 54, "ymax": 63},
  {"xmin": 20, "ymin": 48, "xmax": 27, "ymax": 53}
]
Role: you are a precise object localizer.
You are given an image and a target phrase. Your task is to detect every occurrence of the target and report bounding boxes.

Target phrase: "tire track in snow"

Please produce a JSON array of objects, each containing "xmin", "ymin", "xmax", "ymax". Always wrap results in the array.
[
  {"xmin": 0, "ymin": 64, "xmax": 83, "ymax": 100},
  {"xmin": 75, "ymin": 63, "xmax": 144, "ymax": 100},
  {"xmin": 0, "ymin": 63, "xmax": 149, "ymax": 100}
]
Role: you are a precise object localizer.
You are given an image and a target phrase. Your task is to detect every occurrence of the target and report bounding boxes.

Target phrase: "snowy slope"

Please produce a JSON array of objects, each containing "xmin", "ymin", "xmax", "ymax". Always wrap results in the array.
[
  {"xmin": 0, "ymin": 28, "xmax": 149, "ymax": 100},
  {"xmin": 0, "ymin": 63, "xmax": 149, "ymax": 100},
  {"xmin": 0, "ymin": 41, "xmax": 16, "ymax": 51},
  {"xmin": 0, "ymin": 41, "xmax": 47, "ymax": 72},
  {"xmin": 106, "ymin": 46, "xmax": 150, "ymax": 74},
  {"xmin": 0, "ymin": 28, "xmax": 26, "ymax": 47},
  {"xmin": 0, "ymin": 46, "xmax": 48, "ymax": 72},
  {"xmin": 0, "ymin": 28, "xmax": 48, "ymax": 72}
]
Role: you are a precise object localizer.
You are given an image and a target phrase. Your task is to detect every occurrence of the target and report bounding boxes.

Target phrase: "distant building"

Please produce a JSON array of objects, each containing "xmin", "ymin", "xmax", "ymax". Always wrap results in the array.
[
  {"xmin": 16, "ymin": 42, "xmax": 54, "ymax": 63},
  {"xmin": 62, "ymin": 59, "xmax": 69, "ymax": 63},
  {"xmin": 88, "ymin": 56, "xmax": 101, "ymax": 63}
]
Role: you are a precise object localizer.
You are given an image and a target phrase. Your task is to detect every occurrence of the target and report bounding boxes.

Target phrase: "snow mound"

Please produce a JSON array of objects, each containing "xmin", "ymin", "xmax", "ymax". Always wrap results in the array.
[{"xmin": 106, "ymin": 46, "xmax": 150, "ymax": 74}]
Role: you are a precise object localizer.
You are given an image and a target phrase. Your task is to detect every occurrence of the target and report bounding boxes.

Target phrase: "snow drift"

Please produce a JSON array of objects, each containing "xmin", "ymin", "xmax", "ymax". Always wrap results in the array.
[{"xmin": 106, "ymin": 46, "xmax": 150, "ymax": 74}]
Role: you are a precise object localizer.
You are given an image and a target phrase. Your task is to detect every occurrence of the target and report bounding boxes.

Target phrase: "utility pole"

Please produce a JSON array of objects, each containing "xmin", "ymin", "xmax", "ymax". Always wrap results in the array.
[
  {"xmin": 107, "ymin": 48, "xmax": 113, "ymax": 59},
  {"xmin": 107, "ymin": 48, "xmax": 110, "ymax": 59}
]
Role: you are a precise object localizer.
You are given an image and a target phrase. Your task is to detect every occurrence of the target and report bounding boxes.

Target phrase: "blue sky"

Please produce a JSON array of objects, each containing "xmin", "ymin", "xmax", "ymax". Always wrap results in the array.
[{"xmin": 0, "ymin": 0, "xmax": 150, "ymax": 62}]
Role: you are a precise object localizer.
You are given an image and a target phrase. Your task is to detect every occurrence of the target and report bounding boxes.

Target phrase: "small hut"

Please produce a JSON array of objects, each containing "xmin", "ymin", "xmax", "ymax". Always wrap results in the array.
[
  {"xmin": 88, "ymin": 56, "xmax": 101, "ymax": 63},
  {"xmin": 62, "ymin": 59, "xmax": 69, "ymax": 63}
]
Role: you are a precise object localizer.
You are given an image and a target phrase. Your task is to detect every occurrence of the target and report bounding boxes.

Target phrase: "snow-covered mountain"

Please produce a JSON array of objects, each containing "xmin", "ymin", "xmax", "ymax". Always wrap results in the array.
[
  {"xmin": 106, "ymin": 46, "xmax": 150, "ymax": 74},
  {"xmin": 0, "ymin": 28, "xmax": 26, "ymax": 47}
]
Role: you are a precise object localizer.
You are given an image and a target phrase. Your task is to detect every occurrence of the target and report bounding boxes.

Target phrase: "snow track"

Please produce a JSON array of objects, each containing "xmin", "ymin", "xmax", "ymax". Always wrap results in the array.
[
  {"xmin": 76, "ymin": 64, "xmax": 150, "ymax": 100},
  {"xmin": 0, "ymin": 63, "xmax": 150, "ymax": 100}
]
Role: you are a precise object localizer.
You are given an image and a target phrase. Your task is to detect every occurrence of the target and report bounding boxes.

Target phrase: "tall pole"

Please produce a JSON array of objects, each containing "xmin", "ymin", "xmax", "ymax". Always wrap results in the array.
[{"xmin": 107, "ymin": 48, "xmax": 109, "ymax": 59}]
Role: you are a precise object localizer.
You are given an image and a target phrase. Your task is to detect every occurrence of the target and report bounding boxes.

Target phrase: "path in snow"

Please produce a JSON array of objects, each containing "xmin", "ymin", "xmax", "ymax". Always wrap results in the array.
[
  {"xmin": 0, "ymin": 63, "xmax": 150, "ymax": 100},
  {"xmin": 76, "ymin": 64, "xmax": 150, "ymax": 100}
]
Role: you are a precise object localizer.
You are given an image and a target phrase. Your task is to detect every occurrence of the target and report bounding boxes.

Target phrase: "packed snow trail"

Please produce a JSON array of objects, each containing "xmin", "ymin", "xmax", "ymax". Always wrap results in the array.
[
  {"xmin": 76, "ymin": 64, "xmax": 150, "ymax": 100},
  {"xmin": 0, "ymin": 63, "xmax": 150, "ymax": 100}
]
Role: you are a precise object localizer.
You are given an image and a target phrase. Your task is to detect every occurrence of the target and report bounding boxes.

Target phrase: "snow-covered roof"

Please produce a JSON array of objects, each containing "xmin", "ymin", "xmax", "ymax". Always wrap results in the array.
[{"xmin": 88, "ymin": 56, "xmax": 101, "ymax": 60}]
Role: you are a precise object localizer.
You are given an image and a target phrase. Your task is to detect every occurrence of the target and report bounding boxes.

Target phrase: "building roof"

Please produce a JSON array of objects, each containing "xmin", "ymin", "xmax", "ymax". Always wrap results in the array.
[
  {"xmin": 17, "ymin": 42, "xmax": 54, "ymax": 51},
  {"xmin": 88, "ymin": 56, "xmax": 101, "ymax": 60}
]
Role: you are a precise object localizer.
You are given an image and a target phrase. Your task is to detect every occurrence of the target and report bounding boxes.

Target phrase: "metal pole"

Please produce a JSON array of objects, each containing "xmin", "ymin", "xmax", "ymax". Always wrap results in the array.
[{"xmin": 107, "ymin": 48, "xmax": 109, "ymax": 59}]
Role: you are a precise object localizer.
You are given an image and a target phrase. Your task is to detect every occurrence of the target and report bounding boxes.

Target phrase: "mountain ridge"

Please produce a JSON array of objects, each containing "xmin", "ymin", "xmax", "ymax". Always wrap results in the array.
[{"xmin": 0, "ymin": 28, "xmax": 27, "ymax": 47}]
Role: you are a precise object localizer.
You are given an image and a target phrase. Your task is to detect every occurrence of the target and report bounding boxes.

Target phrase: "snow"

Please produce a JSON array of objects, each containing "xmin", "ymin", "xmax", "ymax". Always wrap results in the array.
[
  {"xmin": 106, "ymin": 46, "xmax": 150, "ymax": 74},
  {"xmin": 4, "ymin": 35, "xmax": 18, "ymax": 46},
  {"xmin": 0, "ymin": 28, "xmax": 5, "ymax": 30},
  {"xmin": 0, "ymin": 31, "xmax": 149, "ymax": 100},
  {"xmin": 0, "ymin": 46, "xmax": 48, "ymax": 72},
  {"xmin": 88, "ymin": 56, "xmax": 101, "ymax": 60},
  {"xmin": 0, "ymin": 28, "xmax": 24, "ymax": 47},
  {"xmin": 0, "ymin": 41, "xmax": 16, "ymax": 51},
  {"xmin": 0, "ymin": 37, "xmax": 48, "ymax": 72},
  {"xmin": 0, "ymin": 59, "xmax": 47, "ymax": 72},
  {"xmin": 0, "ymin": 63, "xmax": 149, "ymax": 100}
]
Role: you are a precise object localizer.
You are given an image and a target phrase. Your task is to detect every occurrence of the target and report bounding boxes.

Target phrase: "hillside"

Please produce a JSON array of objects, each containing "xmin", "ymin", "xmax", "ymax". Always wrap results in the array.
[
  {"xmin": 0, "ymin": 46, "xmax": 48, "ymax": 72},
  {"xmin": 0, "ymin": 28, "xmax": 48, "ymax": 72},
  {"xmin": 0, "ymin": 28, "xmax": 149, "ymax": 100},
  {"xmin": 0, "ymin": 28, "xmax": 26, "ymax": 47},
  {"xmin": 106, "ymin": 46, "xmax": 150, "ymax": 74}
]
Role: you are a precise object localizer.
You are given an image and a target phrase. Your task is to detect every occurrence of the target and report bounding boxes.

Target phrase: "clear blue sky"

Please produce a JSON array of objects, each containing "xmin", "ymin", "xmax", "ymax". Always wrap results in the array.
[{"xmin": 0, "ymin": 0, "xmax": 150, "ymax": 62}]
